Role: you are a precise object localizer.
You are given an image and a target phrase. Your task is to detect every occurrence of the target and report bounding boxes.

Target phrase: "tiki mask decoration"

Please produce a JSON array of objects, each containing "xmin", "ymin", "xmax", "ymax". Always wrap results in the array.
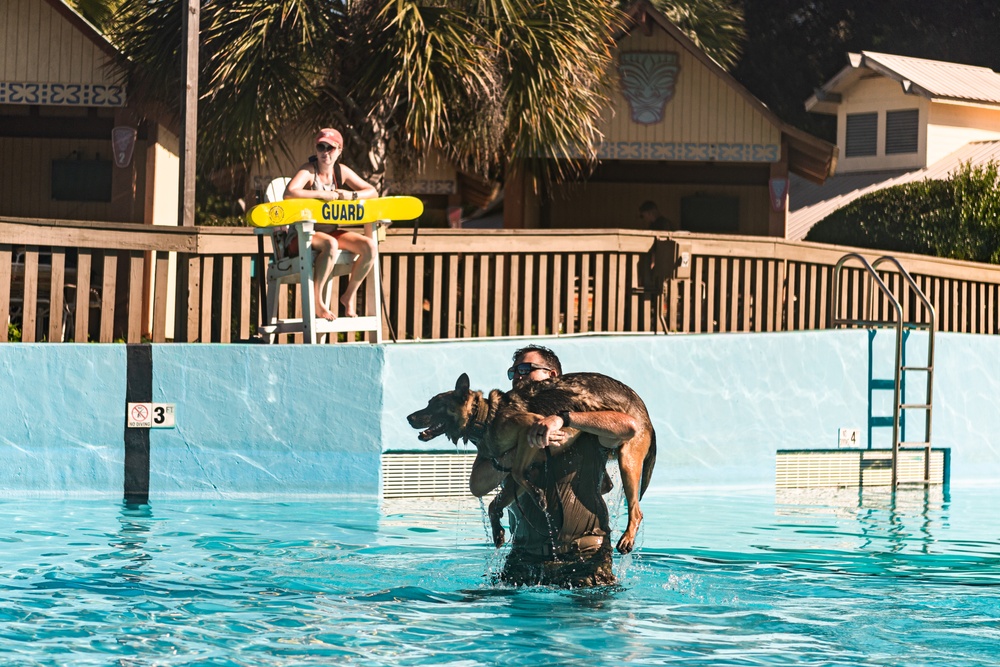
[{"xmin": 618, "ymin": 52, "xmax": 680, "ymax": 125}]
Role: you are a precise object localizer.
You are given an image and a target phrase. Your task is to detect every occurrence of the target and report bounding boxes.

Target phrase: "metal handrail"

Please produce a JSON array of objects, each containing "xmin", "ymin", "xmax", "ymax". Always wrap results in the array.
[
  {"xmin": 831, "ymin": 253, "xmax": 936, "ymax": 487},
  {"xmin": 872, "ymin": 256, "xmax": 937, "ymax": 484}
]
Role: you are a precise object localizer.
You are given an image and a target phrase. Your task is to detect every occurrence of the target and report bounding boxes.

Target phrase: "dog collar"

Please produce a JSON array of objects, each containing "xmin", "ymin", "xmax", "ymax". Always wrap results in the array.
[{"xmin": 464, "ymin": 396, "xmax": 493, "ymax": 446}]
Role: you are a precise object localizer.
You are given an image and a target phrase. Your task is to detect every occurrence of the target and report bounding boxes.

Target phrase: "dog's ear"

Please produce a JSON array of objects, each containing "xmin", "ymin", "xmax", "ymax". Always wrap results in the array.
[{"xmin": 455, "ymin": 373, "xmax": 470, "ymax": 394}]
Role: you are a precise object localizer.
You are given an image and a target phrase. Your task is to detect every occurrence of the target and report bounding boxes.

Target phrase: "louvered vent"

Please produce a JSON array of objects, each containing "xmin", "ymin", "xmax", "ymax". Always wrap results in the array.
[
  {"xmin": 381, "ymin": 452, "xmax": 477, "ymax": 498},
  {"xmin": 845, "ymin": 112, "xmax": 878, "ymax": 157},
  {"xmin": 776, "ymin": 449, "xmax": 946, "ymax": 488},
  {"xmin": 886, "ymin": 109, "xmax": 919, "ymax": 154}
]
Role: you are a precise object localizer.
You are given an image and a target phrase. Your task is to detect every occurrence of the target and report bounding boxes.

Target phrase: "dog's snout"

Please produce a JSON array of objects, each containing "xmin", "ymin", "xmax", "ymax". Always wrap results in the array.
[{"xmin": 407, "ymin": 410, "xmax": 427, "ymax": 428}]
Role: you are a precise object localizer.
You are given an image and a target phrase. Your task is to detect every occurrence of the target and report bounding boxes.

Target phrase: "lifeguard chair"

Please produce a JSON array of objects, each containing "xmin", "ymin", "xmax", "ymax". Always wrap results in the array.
[{"xmin": 254, "ymin": 177, "xmax": 382, "ymax": 343}]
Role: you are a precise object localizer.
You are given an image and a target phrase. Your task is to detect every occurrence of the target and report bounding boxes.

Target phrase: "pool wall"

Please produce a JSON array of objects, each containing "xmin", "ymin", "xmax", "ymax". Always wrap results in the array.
[{"xmin": 2, "ymin": 330, "xmax": 997, "ymax": 497}]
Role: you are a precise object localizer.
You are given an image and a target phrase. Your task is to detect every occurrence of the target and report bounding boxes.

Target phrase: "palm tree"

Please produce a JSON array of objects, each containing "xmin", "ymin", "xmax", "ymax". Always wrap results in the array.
[
  {"xmin": 109, "ymin": 0, "xmax": 743, "ymax": 193},
  {"xmin": 66, "ymin": 0, "xmax": 122, "ymax": 30},
  {"xmin": 651, "ymin": 0, "xmax": 745, "ymax": 70}
]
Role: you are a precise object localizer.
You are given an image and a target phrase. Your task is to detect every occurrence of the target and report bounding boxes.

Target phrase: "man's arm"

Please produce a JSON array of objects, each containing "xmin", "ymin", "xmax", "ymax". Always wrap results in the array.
[{"xmin": 527, "ymin": 410, "xmax": 638, "ymax": 450}]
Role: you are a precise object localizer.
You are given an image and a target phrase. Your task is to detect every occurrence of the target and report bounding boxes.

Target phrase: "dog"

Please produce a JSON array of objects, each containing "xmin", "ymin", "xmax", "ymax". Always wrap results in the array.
[{"xmin": 407, "ymin": 372, "xmax": 656, "ymax": 554}]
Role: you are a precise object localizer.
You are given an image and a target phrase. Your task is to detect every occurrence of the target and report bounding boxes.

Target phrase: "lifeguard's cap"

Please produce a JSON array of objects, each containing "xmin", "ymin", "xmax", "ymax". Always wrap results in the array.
[{"xmin": 315, "ymin": 128, "xmax": 343, "ymax": 148}]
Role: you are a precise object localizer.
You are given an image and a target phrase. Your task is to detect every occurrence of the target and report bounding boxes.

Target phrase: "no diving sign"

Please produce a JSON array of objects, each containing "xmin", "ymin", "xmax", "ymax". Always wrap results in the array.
[{"xmin": 128, "ymin": 402, "xmax": 176, "ymax": 428}]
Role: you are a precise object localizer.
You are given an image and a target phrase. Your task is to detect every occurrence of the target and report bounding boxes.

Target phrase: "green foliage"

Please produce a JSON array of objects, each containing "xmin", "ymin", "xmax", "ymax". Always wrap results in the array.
[
  {"xmin": 108, "ymin": 0, "xmax": 745, "ymax": 192},
  {"xmin": 806, "ymin": 162, "xmax": 1000, "ymax": 263},
  {"xmin": 651, "ymin": 0, "xmax": 745, "ymax": 69},
  {"xmin": 196, "ymin": 176, "xmax": 245, "ymax": 227},
  {"xmin": 7, "ymin": 322, "xmax": 22, "ymax": 342},
  {"xmin": 109, "ymin": 0, "xmax": 337, "ymax": 176},
  {"xmin": 66, "ymin": 0, "xmax": 121, "ymax": 30}
]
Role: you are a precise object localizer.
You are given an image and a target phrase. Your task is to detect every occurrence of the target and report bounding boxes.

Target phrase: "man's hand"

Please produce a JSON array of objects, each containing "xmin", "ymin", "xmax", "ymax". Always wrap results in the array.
[{"xmin": 527, "ymin": 414, "xmax": 570, "ymax": 450}]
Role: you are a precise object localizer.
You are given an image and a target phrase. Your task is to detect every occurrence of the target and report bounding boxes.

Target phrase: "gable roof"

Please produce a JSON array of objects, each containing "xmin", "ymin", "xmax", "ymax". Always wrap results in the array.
[
  {"xmin": 786, "ymin": 139, "xmax": 1000, "ymax": 241},
  {"xmin": 623, "ymin": 0, "xmax": 837, "ymax": 183},
  {"xmin": 43, "ymin": 0, "xmax": 124, "ymax": 64},
  {"xmin": 808, "ymin": 51, "xmax": 1000, "ymax": 114}
]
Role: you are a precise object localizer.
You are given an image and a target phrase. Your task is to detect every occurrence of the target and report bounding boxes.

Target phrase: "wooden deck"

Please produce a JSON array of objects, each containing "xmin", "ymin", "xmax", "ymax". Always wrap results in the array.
[{"xmin": 3, "ymin": 215, "xmax": 1000, "ymax": 343}]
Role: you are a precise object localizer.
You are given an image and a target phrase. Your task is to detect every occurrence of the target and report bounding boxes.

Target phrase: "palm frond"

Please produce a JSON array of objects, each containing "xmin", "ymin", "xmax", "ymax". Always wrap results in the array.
[
  {"xmin": 650, "ymin": 0, "xmax": 745, "ymax": 69},
  {"xmin": 109, "ymin": 0, "xmax": 342, "ymax": 173}
]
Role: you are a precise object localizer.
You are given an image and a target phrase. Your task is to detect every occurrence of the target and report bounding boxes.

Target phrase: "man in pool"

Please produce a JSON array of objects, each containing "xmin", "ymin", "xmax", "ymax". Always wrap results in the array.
[{"xmin": 469, "ymin": 345, "xmax": 638, "ymax": 587}]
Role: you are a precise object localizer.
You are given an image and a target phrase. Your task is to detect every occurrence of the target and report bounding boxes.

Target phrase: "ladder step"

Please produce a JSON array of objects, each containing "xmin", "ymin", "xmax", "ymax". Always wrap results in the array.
[
  {"xmin": 899, "ymin": 403, "xmax": 931, "ymax": 409},
  {"xmin": 901, "ymin": 365, "xmax": 932, "ymax": 372}
]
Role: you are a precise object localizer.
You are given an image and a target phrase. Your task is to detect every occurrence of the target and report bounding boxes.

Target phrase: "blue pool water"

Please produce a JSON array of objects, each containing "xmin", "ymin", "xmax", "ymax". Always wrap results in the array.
[{"xmin": 2, "ymin": 485, "xmax": 998, "ymax": 666}]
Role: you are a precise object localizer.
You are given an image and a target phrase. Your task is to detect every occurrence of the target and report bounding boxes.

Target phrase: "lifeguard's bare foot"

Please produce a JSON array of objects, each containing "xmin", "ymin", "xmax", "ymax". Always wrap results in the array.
[
  {"xmin": 340, "ymin": 295, "xmax": 358, "ymax": 317},
  {"xmin": 316, "ymin": 305, "xmax": 337, "ymax": 321}
]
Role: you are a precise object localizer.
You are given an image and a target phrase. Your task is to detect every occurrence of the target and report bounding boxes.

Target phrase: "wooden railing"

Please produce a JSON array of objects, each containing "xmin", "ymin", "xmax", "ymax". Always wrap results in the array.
[
  {"xmin": 4, "ymin": 216, "xmax": 1000, "ymax": 343},
  {"xmin": 379, "ymin": 229, "xmax": 658, "ymax": 339},
  {"xmin": 661, "ymin": 234, "xmax": 1000, "ymax": 334}
]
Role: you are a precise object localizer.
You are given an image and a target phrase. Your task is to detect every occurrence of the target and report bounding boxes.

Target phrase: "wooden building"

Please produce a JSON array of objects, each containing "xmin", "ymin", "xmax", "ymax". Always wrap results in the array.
[
  {"xmin": 789, "ymin": 51, "xmax": 1000, "ymax": 240},
  {"xmin": 257, "ymin": 1, "xmax": 836, "ymax": 236},
  {"xmin": 502, "ymin": 0, "xmax": 837, "ymax": 236},
  {"xmin": 0, "ymin": 0, "xmax": 177, "ymax": 226}
]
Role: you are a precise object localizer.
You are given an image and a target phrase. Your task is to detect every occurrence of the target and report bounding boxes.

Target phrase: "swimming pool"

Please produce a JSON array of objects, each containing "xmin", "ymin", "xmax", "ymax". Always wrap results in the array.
[{"xmin": 2, "ymin": 485, "xmax": 997, "ymax": 666}]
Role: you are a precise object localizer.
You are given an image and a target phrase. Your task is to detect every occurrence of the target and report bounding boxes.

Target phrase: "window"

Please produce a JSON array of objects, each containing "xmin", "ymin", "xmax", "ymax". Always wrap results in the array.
[
  {"xmin": 680, "ymin": 195, "xmax": 739, "ymax": 233},
  {"xmin": 886, "ymin": 109, "xmax": 919, "ymax": 154},
  {"xmin": 845, "ymin": 113, "xmax": 877, "ymax": 157},
  {"xmin": 51, "ymin": 159, "xmax": 112, "ymax": 202}
]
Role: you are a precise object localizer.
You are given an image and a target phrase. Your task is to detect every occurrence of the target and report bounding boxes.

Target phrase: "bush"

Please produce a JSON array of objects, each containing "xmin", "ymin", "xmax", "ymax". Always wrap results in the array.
[{"xmin": 806, "ymin": 161, "xmax": 1000, "ymax": 263}]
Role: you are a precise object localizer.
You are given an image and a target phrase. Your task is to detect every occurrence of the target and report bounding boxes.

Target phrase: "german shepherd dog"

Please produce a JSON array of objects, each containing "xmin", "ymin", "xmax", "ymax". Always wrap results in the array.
[{"xmin": 407, "ymin": 372, "xmax": 656, "ymax": 554}]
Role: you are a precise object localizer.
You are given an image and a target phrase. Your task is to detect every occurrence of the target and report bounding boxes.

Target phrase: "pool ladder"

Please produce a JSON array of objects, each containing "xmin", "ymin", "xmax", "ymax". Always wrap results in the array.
[{"xmin": 832, "ymin": 254, "xmax": 936, "ymax": 487}]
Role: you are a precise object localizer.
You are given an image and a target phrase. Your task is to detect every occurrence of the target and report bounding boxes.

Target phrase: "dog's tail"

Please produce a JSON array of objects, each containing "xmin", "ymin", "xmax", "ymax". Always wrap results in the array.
[{"xmin": 639, "ymin": 429, "xmax": 657, "ymax": 499}]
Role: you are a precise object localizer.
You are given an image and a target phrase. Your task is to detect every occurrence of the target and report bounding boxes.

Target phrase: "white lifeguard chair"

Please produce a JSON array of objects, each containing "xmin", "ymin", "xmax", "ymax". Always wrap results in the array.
[{"xmin": 254, "ymin": 177, "xmax": 383, "ymax": 343}]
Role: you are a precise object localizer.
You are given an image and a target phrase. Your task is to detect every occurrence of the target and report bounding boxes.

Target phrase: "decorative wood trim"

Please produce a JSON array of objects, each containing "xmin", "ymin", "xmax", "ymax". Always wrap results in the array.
[
  {"xmin": 0, "ymin": 82, "xmax": 125, "ymax": 107},
  {"xmin": 597, "ymin": 141, "xmax": 780, "ymax": 162}
]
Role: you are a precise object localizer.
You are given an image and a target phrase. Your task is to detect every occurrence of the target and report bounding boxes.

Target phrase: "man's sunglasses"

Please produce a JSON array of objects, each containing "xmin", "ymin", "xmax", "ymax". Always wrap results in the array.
[
  {"xmin": 507, "ymin": 363, "xmax": 551, "ymax": 380},
  {"xmin": 316, "ymin": 143, "xmax": 340, "ymax": 153}
]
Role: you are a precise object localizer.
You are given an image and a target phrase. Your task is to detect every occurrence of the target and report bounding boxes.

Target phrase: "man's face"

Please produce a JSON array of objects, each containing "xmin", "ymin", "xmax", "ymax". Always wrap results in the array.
[
  {"xmin": 640, "ymin": 210, "xmax": 656, "ymax": 226},
  {"xmin": 511, "ymin": 350, "xmax": 557, "ymax": 388}
]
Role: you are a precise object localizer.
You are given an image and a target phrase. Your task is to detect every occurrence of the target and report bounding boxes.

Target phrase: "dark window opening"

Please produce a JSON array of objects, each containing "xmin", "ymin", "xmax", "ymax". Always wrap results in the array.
[
  {"xmin": 886, "ymin": 109, "xmax": 919, "ymax": 155},
  {"xmin": 680, "ymin": 194, "xmax": 739, "ymax": 233},
  {"xmin": 846, "ymin": 113, "xmax": 878, "ymax": 157},
  {"xmin": 52, "ymin": 159, "xmax": 112, "ymax": 202}
]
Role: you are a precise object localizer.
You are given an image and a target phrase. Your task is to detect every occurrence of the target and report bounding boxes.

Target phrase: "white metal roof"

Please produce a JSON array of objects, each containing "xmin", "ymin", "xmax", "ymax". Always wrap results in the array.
[
  {"xmin": 786, "ymin": 140, "xmax": 1000, "ymax": 241},
  {"xmin": 807, "ymin": 52, "xmax": 1000, "ymax": 113}
]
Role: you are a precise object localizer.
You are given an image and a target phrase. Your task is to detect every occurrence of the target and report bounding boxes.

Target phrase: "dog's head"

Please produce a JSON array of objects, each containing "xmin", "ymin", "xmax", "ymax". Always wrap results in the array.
[{"xmin": 406, "ymin": 373, "xmax": 476, "ymax": 444}]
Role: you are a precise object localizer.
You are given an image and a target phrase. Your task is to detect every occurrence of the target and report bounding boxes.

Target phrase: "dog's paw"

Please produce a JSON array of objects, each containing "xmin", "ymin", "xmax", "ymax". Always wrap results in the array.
[{"xmin": 492, "ymin": 528, "xmax": 506, "ymax": 548}]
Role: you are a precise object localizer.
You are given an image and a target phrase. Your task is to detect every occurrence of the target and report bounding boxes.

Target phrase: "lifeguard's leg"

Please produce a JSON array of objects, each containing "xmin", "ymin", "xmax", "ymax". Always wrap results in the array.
[
  {"xmin": 310, "ymin": 232, "xmax": 339, "ymax": 321},
  {"xmin": 332, "ymin": 231, "xmax": 375, "ymax": 317}
]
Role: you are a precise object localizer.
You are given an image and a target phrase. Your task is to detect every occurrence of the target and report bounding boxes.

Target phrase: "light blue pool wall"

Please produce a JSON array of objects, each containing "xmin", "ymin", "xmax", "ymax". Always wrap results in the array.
[
  {"xmin": 0, "ymin": 344, "xmax": 125, "ymax": 496},
  {"xmin": 150, "ymin": 344, "xmax": 384, "ymax": 497},
  {"xmin": 2, "ymin": 330, "xmax": 998, "ymax": 497},
  {"xmin": 384, "ymin": 329, "xmax": 997, "ymax": 487}
]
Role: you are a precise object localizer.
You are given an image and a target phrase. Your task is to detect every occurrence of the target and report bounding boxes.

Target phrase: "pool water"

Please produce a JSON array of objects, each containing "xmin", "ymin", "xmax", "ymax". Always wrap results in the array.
[{"xmin": 2, "ymin": 485, "xmax": 998, "ymax": 666}]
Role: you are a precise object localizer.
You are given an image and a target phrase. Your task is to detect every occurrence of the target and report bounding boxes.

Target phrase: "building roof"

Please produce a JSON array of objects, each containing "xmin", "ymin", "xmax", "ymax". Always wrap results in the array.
[
  {"xmin": 808, "ymin": 51, "xmax": 1000, "ymax": 114},
  {"xmin": 786, "ymin": 139, "xmax": 1000, "ymax": 241},
  {"xmin": 45, "ymin": 0, "xmax": 124, "ymax": 64},
  {"xmin": 625, "ymin": 0, "xmax": 837, "ymax": 183}
]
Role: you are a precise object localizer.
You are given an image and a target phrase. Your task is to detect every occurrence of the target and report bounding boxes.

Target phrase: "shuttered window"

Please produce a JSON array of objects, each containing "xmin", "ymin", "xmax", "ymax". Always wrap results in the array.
[
  {"xmin": 845, "ymin": 113, "xmax": 878, "ymax": 157},
  {"xmin": 886, "ymin": 109, "xmax": 919, "ymax": 154}
]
